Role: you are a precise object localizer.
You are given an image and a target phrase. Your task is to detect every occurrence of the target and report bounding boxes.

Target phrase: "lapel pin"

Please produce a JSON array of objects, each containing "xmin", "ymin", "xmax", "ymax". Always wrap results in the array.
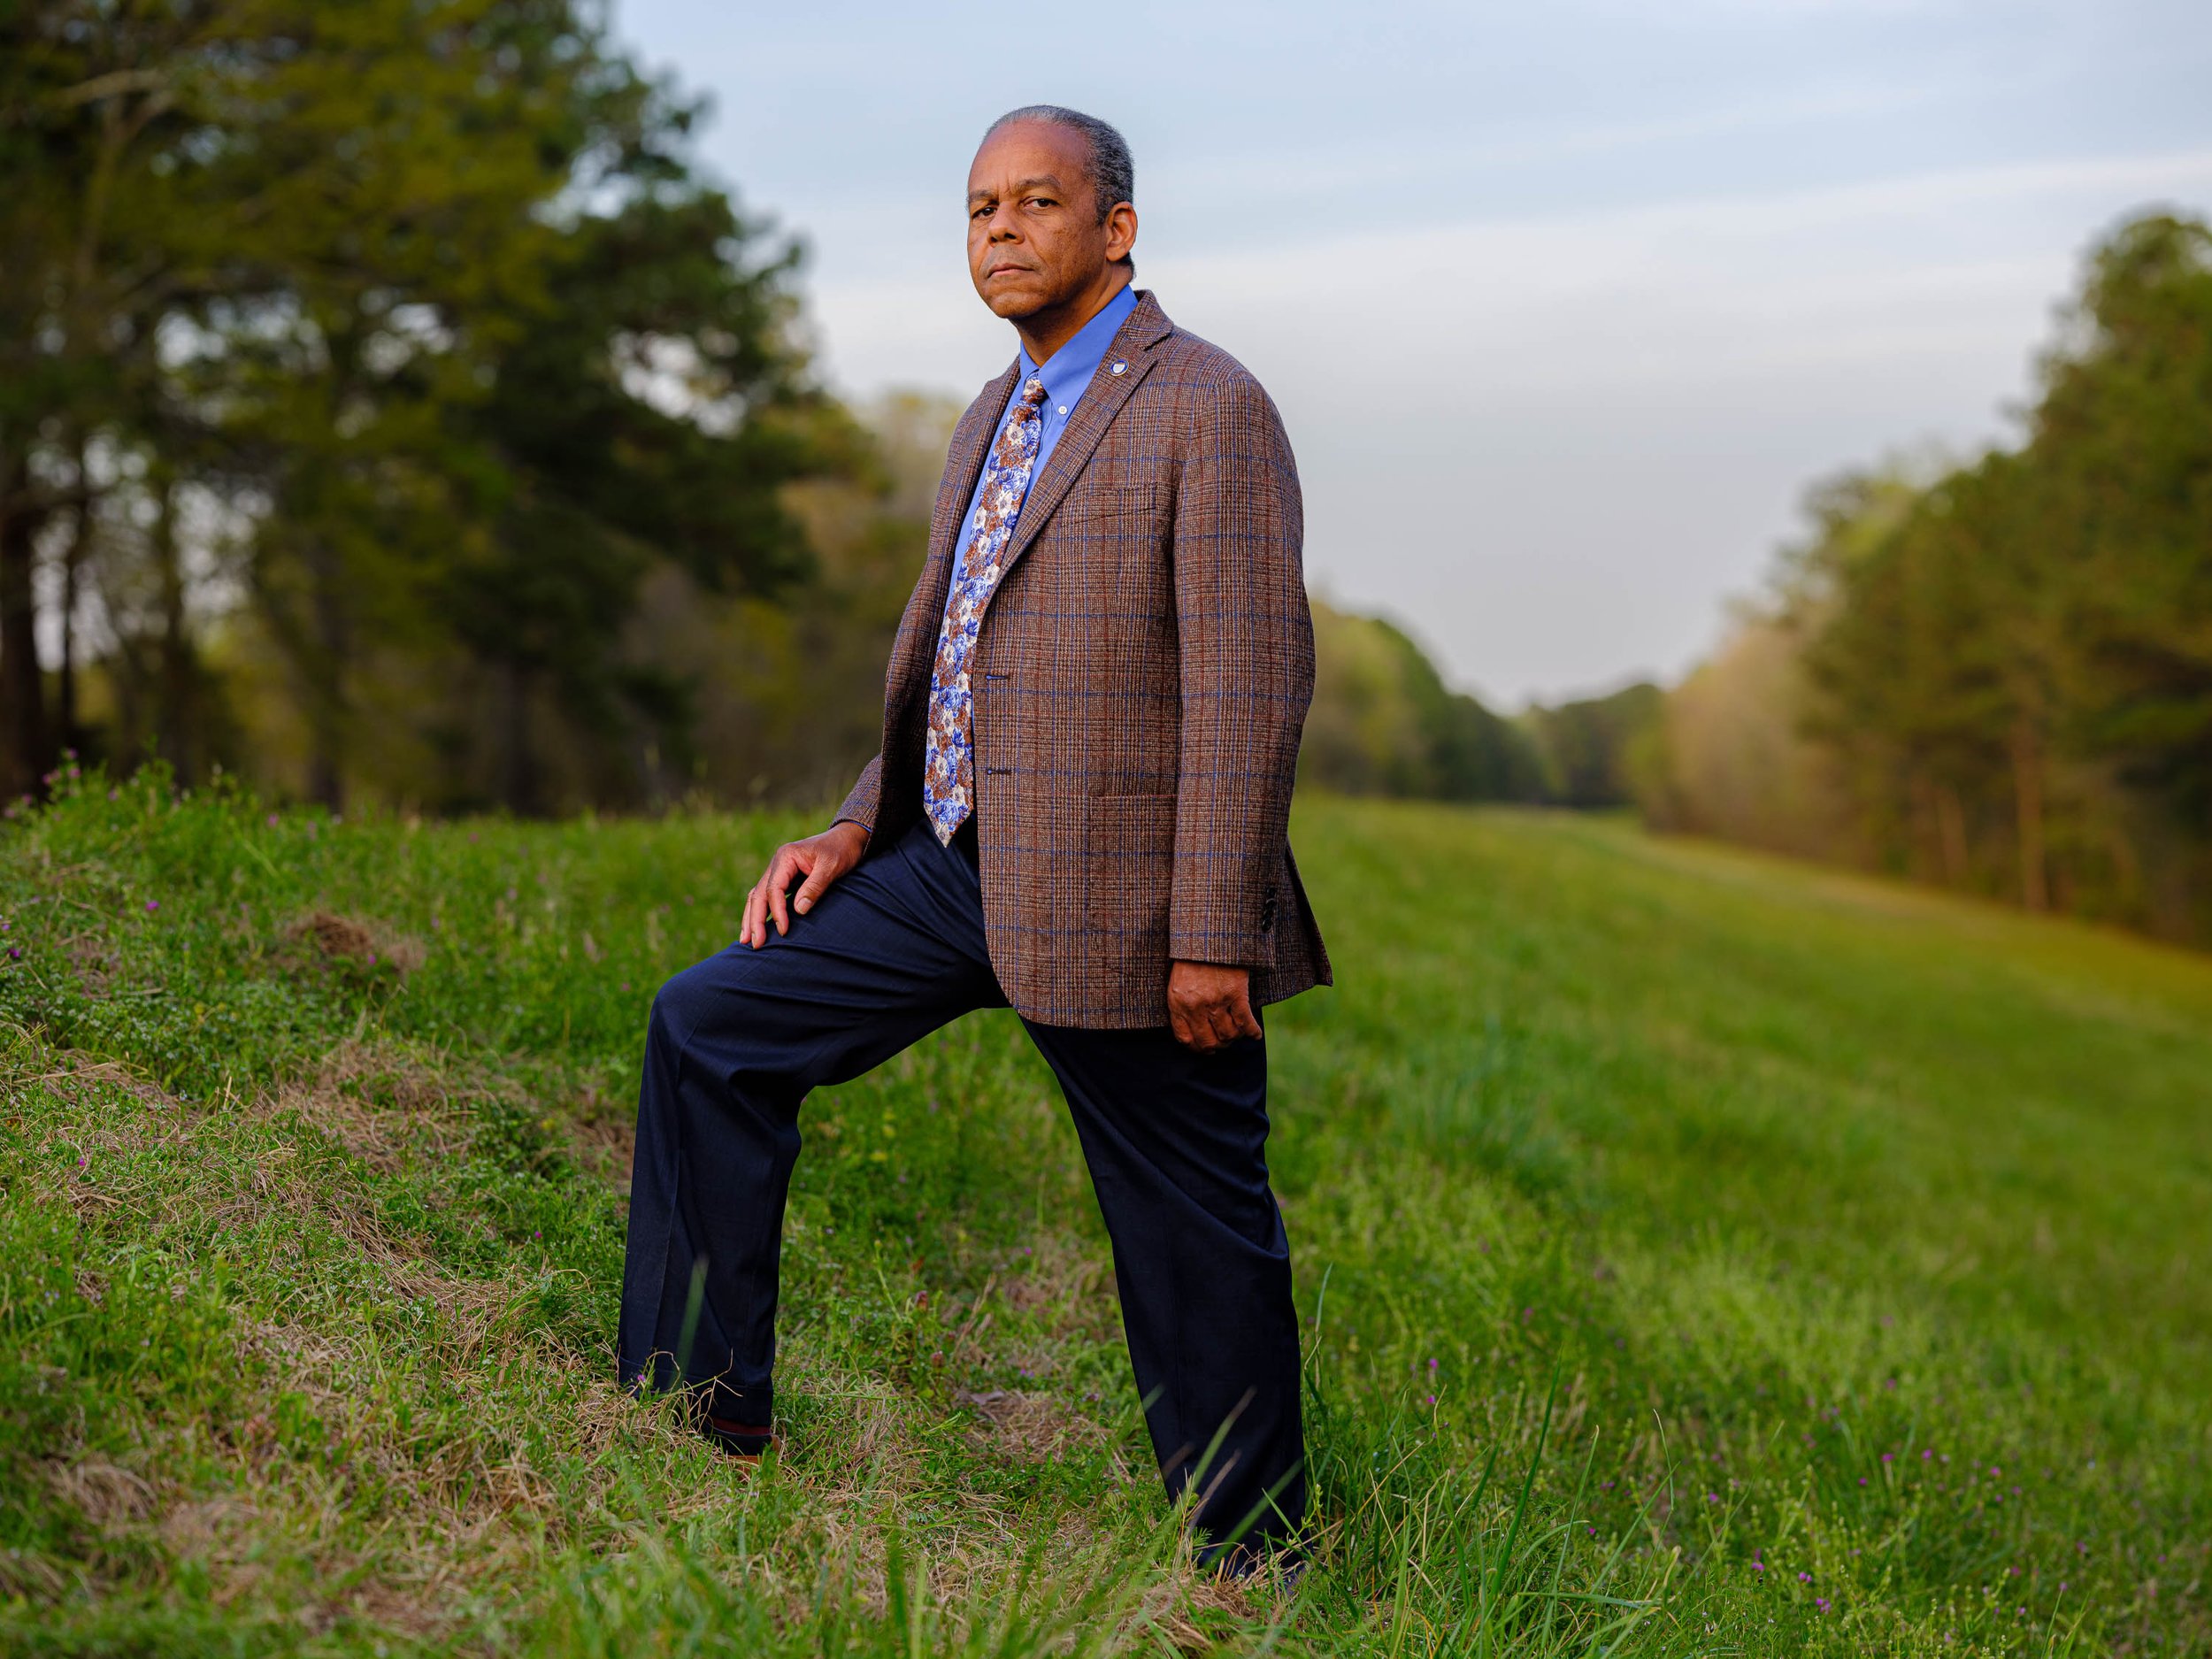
[{"xmin": 1109, "ymin": 359, "xmax": 1127, "ymax": 375}]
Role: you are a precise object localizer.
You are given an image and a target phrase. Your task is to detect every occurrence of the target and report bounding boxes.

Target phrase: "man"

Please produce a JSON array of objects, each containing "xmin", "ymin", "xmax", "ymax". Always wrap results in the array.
[{"xmin": 618, "ymin": 104, "xmax": 1329, "ymax": 1567}]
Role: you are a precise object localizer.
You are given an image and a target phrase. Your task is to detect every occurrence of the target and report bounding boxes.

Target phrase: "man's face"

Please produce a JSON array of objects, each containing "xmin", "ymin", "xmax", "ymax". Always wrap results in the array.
[{"xmin": 966, "ymin": 121, "xmax": 1133, "ymax": 322}]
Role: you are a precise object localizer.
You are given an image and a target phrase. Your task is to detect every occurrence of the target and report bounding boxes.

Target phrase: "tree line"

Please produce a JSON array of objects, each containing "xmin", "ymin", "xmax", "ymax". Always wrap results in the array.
[
  {"xmin": 1333, "ymin": 209, "xmax": 2212, "ymax": 949},
  {"xmin": 1638, "ymin": 212, "xmax": 2212, "ymax": 944},
  {"xmin": 1301, "ymin": 604, "xmax": 1656, "ymax": 810}
]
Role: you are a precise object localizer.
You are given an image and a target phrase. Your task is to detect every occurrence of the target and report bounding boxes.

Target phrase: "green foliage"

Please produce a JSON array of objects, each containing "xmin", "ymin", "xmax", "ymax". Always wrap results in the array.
[
  {"xmin": 1304, "ymin": 605, "xmax": 1547, "ymax": 803},
  {"xmin": 1632, "ymin": 612, "xmax": 1858, "ymax": 862},
  {"xmin": 2, "ymin": 776, "xmax": 2206, "ymax": 1652},
  {"xmin": 1646, "ymin": 212, "xmax": 2212, "ymax": 943},
  {"xmin": 1301, "ymin": 603, "xmax": 1660, "ymax": 810},
  {"xmin": 0, "ymin": 0, "xmax": 849, "ymax": 814},
  {"xmin": 1521, "ymin": 682, "xmax": 1665, "ymax": 810}
]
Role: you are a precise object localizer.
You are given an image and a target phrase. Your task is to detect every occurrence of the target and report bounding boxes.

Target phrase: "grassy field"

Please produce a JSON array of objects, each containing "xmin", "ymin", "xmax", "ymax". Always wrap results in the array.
[{"xmin": 2, "ymin": 772, "xmax": 2208, "ymax": 1655}]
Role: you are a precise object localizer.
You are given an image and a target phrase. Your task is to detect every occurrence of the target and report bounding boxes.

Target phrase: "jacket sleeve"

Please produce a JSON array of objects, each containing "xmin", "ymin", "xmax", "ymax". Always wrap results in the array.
[
  {"xmin": 834, "ymin": 753, "xmax": 881, "ymax": 836},
  {"xmin": 1168, "ymin": 372, "xmax": 1314, "ymax": 968}
]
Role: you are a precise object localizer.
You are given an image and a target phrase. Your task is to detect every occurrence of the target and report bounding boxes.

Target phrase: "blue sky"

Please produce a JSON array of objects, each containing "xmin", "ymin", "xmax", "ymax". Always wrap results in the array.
[{"xmin": 615, "ymin": 0, "xmax": 2212, "ymax": 705}]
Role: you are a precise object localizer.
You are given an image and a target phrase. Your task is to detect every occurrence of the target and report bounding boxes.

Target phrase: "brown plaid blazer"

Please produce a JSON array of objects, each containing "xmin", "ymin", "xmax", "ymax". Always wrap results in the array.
[{"xmin": 837, "ymin": 289, "xmax": 1331, "ymax": 1028}]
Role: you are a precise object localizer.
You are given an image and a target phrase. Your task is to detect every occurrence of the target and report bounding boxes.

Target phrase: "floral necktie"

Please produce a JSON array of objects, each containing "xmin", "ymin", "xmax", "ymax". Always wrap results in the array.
[{"xmin": 923, "ymin": 377, "xmax": 1049, "ymax": 844}]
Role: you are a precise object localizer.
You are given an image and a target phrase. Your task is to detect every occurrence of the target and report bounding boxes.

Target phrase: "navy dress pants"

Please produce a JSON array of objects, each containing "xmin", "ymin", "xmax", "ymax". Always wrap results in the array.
[{"xmin": 617, "ymin": 818, "xmax": 1307, "ymax": 1553}]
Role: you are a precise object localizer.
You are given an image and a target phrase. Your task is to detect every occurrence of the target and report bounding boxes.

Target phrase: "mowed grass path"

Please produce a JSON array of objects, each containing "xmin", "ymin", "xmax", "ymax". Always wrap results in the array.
[{"xmin": 2, "ymin": 779, "xmax": 2207, "ymax": 1655}]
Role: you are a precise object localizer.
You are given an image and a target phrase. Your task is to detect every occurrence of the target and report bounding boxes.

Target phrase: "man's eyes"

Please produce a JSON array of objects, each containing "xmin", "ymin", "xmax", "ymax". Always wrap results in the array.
[{"xmin": 970, "ymin": 196, "xmax": 1057, "ymax": 219}]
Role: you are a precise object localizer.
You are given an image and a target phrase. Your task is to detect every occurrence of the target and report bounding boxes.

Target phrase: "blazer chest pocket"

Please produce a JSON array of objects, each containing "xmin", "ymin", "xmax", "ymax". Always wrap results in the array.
[
  {"xmin": 1094, "ymin": 482, "xmax": 1170, "ymax": 531},
  {"xmin": 1086, "ymin": 793, "xmax": 1176, "ymax": 944},
  {"xmin": 1088, "ymin": 485, "xmax": 1172, "ymax": 599}
]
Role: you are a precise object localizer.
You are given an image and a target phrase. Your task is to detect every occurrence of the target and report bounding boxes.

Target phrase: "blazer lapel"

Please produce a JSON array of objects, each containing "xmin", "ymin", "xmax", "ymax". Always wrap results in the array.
[{"xmin": 995, "ymin": 290, "xmax": 1174, "ymax": 580}]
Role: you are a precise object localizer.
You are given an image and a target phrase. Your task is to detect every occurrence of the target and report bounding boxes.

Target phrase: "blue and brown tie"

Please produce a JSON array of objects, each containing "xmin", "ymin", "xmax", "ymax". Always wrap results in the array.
[{"xmin": 923, "ymin": 377, "xmax": 1050, "ymax": 844}]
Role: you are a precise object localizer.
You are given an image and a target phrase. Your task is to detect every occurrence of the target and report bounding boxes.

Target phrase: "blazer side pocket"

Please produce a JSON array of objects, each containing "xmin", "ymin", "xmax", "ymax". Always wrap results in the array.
[{"xmin": 1086, "ymin": 793, "xmax": 1177, "ymax": 948}]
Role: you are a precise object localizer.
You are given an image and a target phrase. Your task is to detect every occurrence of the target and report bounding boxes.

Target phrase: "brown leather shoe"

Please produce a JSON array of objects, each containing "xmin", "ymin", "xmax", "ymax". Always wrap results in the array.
[{"xmin": 703, "ymin": 1415, "xmax": 775, "ymax": 1464}]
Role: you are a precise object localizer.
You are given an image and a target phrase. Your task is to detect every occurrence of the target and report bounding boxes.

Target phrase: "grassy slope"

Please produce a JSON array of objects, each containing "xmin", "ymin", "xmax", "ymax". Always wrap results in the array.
[{"xmin": 1, "ymin": 775, "xmax": 2206, "ymax": 1655}]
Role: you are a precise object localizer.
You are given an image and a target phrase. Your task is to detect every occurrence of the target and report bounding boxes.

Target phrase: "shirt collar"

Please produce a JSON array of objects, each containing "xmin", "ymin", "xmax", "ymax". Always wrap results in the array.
[{"xmin": 1018, "ymin": 280, "xmax": 1140, "ymax": 404}]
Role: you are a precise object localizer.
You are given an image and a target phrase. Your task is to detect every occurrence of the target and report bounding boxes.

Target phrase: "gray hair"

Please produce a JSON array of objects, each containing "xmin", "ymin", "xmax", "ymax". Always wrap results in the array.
[{"xmin": 984, "ymin": 104, "xmax": 1135, "ymax": 265}]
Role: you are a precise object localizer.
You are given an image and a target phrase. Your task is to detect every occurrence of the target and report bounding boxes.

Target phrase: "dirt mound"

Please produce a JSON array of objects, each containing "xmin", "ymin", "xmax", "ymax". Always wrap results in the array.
[{"xmin": 288, "ymin": 911, "xmax": 426, "ymax": 975}]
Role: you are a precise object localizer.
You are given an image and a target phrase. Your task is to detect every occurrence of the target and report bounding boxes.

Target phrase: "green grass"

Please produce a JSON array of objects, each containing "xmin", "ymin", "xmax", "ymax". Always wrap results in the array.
[{"xmin": 2, "ymin": 768, "xmax": 2207, "ymax": 1655}]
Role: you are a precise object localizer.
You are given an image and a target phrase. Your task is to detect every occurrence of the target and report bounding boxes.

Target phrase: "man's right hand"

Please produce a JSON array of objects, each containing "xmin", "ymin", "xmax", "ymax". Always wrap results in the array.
[{"xmin": 740, "ymin": 820, "xmax": 871, "ymax": 949}]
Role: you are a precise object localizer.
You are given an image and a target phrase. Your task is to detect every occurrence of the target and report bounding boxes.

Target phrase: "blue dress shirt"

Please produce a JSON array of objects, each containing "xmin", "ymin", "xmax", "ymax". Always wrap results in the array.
[{"xmin": 947, "ymin": 281, "xmax": 1140, "ymax": 574}]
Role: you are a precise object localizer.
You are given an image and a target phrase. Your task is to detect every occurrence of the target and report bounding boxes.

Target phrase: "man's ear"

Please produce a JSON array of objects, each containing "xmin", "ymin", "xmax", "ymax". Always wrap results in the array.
[{"xmin": 1105, "ymin": 201, "xmax": 1138, "ymax": 265}]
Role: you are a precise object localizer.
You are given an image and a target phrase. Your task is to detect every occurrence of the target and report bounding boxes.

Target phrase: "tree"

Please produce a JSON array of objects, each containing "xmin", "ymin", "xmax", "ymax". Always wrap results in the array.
[
  {"xmin": 2036, "ymin": 215, "xmax": 2212, "ymax": 829},
  {"xmin": 0, "ymin": 1, "xmax": 234, "ymax": 795},
  {"xmin": 440, "ymin": 186, "xmax": 848, "ymax": 813},
  {"xmin": 1, "ymin": 1, "xmax": 848, "ymax": 812}
]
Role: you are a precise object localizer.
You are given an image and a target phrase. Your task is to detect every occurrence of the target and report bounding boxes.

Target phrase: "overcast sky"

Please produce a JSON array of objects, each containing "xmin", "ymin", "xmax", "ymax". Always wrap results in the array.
[{"xmin": 614, "ymin": 0, "xmax": 2212, "ymax": 708}]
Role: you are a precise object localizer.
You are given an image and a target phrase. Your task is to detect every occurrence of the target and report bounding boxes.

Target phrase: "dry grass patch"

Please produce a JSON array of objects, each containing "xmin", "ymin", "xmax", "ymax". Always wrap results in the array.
[
  {"xmin": 288, "ymin": 911, "xmax": 428, "ymax": 976},
  {"xmin": 274, "ymin": 1039, "xmax": 479, "ymax": 1171},
  {"xmin": 48, "ymin": 1458, "xmax": 159, "ymax": 1528},
  {"xmin": 953, "ymin": 1388, "xmax": 1114, "ymax": 1466}
]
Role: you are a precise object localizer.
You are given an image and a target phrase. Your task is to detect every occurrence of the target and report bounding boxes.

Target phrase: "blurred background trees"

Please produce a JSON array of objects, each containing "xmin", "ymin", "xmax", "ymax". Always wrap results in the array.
[
  {"xmin": 1, "ymin": 0, "xmax": 848, "ymax": 814},
  {"xmin": 3, "ymin": 5, "xmax": 2206, "ymax": 942},
  {"xmin": 1639, "ymin": 213, "xmax": 2212, "ymax": 941}
]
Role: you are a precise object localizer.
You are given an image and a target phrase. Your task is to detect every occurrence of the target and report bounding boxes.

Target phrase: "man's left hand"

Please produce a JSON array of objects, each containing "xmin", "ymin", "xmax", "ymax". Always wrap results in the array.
[{"xmin": 1167, "ymin": 960, "xmax": 1262, "ymax": 1053}]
